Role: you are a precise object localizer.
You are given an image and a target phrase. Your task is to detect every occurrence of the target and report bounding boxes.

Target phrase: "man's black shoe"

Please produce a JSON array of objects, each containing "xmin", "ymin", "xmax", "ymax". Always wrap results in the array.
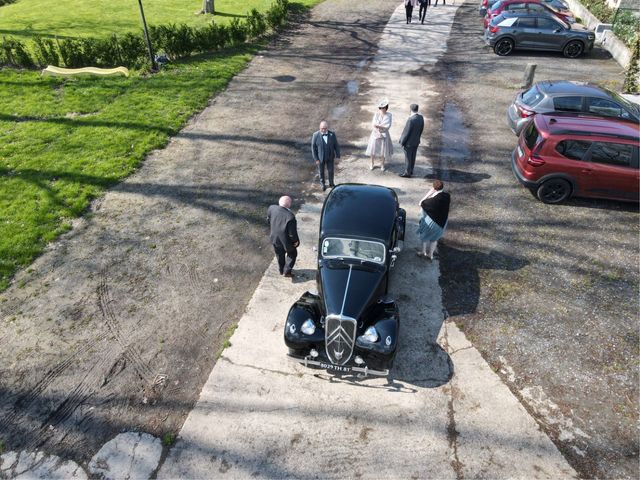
[
  {"xmin": 322, "ymin": 184, "xmax": 327, "ymax": 191},
  {"xmin": 399, "ymin": 172, "xmax": 411, "ymax": 178},
  {"xmin": 329, "ymin": 184, "xmax": 336, "ymax": 188},
  {"xmin": 284, "ymin": 271, "xmax": 295, "ymax": 278}
]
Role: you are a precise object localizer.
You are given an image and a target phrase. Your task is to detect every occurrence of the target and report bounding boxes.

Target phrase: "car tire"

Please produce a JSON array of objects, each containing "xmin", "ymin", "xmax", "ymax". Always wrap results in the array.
[
  {"xmin": 494, "ymin": 38, "xmax": 514, "ymax": 56},
  {"xmin": 563, "ymin": 40, "xmax": 584, "ymax": 58},
  {"xmin": 536, "ymin": 179, "xmax": 571, "ymax": 204}
]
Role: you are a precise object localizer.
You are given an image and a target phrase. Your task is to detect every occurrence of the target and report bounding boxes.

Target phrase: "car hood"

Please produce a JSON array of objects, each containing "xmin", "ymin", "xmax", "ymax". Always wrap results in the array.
[{"xmin": 320, "ymin": 262, "xmax": 385, "ymax": 320}]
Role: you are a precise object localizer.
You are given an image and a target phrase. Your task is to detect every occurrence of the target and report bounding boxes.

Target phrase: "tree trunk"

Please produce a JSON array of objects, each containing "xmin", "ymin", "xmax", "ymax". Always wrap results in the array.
[{"xmin": 202, "ymin": 0, "xmax": 214, "ymax": 14}]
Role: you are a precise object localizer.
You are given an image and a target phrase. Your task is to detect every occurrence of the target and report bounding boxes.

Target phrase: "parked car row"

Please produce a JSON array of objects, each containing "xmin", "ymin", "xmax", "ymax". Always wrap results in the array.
[
  {"xmin": 507, "ymin": 82, "xmax": 640, "ymax": 203},
  {"xmin": 478, "ymin": 0, "xmax": 596, "ymax": 57}
]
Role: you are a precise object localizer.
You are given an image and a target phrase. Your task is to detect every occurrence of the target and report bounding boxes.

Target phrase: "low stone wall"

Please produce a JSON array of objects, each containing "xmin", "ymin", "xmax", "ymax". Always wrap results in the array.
[{"xmin": 564, "ymin": 0, "xmax": 632, "ymax": 68}]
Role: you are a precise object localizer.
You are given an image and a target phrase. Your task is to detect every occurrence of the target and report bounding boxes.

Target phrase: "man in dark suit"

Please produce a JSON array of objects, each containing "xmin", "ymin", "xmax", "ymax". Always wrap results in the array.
[
  {"xmin": 399, "ymin": 104, "xmax": 425, "ymax": 178},
  {"xmin": 267, "ymin": 196, "xmax": 300, "ymax": 278},
  {"xmin": 311, "ymin": 120, "xmax": 341, "ymax": 192}
]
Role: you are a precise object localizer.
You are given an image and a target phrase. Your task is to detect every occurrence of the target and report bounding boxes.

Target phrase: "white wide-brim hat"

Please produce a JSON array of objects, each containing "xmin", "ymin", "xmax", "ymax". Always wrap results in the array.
[{"xmin": 377, "ymin": 97, "xmax": 389, "ymax": 108}]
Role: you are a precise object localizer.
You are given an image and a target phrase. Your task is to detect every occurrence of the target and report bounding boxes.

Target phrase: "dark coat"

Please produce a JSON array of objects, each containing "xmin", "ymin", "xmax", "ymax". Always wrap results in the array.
[
  {"xmin": 399, "ymin": 114, "xmax": 424, "ymax": 148},
  {"xmin": 267, "ymin": 205, "xmax": 299, "ymax": 251},
  {"xmin": 420, "ymin": 192, "xmax": 450, "ymax": 228},
  {"xmin": 311, "ymin": 130, "xmax": 341, "ymax": 163}
]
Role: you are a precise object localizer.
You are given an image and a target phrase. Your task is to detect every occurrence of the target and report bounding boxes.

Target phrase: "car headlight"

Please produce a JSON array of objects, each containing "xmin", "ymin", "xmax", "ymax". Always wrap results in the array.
[
  {"xmin": 301, "ymin": 319, "xmax": 316, "ymax": 335},
  {"xmin": 359, "ymin": 326, "xmax": 379, "ymax": 343}
]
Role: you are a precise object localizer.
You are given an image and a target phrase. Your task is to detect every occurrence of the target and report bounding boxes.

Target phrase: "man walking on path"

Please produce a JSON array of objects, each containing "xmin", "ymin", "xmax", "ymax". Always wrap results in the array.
[
  {"xmin": 399, "ymin": 104, "xmax": 424, "ymax": 178},
  {"xmin": 267, "ymin": 196, "xmax": 300, "ymax": 278},
  {"xmin": 418, "ymin": 0, "xmax": 429, "ymax": 23},
  {"xmin": 311, "ymin": 121, "xmax": 341, "ymax": 191}
]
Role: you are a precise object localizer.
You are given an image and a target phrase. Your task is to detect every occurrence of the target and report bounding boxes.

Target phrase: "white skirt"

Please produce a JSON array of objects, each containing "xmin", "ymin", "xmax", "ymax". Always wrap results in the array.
[{"xmin": 365, "ymin": 131, "xmax": 393, "ymax": 159}]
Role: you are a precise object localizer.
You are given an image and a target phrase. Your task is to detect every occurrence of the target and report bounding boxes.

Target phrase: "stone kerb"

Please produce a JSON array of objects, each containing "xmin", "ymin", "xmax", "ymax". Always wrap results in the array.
[{"xmin": 564, "ymin": 0, "xmax": 632, "ymax": 68}]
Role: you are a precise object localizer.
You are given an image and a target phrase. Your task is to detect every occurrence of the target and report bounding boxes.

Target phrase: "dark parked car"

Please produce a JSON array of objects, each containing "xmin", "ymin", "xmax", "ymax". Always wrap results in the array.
[
  {"xmin": 512, "ymin": 113, "xmax": 640, "ymax": 203},
  {"xmin": 483, "ymin": 0, "xmax": 574, "ymax": 29},
  {"xmin": 507, "ymin": 80, "xmax": 640, "ymax": 135},
  {"xmin": 485, "ymin": 12, "xmax": 595, "ymax": 58},
  {"xmin": 284, "ymin": 184, "xmax": 406, "ymax": 376}
]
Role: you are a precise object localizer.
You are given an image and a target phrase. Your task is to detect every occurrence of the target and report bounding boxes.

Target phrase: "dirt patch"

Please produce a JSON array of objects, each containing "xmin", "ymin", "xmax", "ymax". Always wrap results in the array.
[
  {"xmin": 436, "ymin": 2, "xmax": 639, "ymax": 478},
  {"xmin": 0, "ymin": 0, "xmax": 397, "ymax": 465}
]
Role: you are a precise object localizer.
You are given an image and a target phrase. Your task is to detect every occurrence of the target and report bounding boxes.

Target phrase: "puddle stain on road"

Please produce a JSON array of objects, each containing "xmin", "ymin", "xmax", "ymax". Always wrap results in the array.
[{"xmin": 438, "ymin": 102, "xmax": 470, "ymax": 181}]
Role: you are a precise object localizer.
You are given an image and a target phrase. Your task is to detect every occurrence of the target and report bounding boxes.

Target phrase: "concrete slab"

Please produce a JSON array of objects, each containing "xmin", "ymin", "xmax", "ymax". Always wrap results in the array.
[
  {"xmin": 158, "ymin": 3, "xmax": 577, "ymax": 479},
  {"xmin": 88, "ymin": 432, "xmax": 162, "ymax": 480},
  {"xmin": 0, "ymin": 450, "xmax": 87, "ymax": 479}
]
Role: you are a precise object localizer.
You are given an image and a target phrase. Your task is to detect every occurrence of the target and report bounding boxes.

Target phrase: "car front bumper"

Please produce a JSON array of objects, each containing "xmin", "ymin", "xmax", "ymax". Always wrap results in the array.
[{"xmin": 288, "ymin": 352, "xmax": 389, "ymax": 377}]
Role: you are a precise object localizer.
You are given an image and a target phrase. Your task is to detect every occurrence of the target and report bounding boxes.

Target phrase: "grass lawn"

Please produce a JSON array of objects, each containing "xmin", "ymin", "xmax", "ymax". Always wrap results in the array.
[
  {"xmin": 0, "ymin": 0, "xmax": 288, "ymax": 40},
  {"xmin": 0, "ymin": 0, "xmax": 319, "ymax": 291}
]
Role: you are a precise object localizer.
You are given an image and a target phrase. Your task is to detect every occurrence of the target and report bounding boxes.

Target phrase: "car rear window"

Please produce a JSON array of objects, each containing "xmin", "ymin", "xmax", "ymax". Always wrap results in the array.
[
  {"xmin": 522, "ymin": 85, "xmax": 544, "ymax": 107},
  {"xmin": 524, "ymin": 121, "xmax": 542, "ymax": 150},
  {"xmin": 553, "ymin": 96, "xmax": 582, "ymax": 112},
  {"xmin": 590, "ymin": 142, "xmax": 634, "ymax": 167},
  {"xmin": 555, "ymin": 140, "xmax": 591, "ymax": 160}
]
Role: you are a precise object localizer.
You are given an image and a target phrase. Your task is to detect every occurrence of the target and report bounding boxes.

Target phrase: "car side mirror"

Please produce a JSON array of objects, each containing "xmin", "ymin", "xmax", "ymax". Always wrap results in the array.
[
  {"xmin": 554, "ymin": 28, "xmax": 561, "ymax": 33},
  {"xmin": 390, "ymin": 246, "xmax": 402, "ymax": 253},
  {"xmin": 390, "ymin": 254, "xmax": 397, "ymax": 268}
]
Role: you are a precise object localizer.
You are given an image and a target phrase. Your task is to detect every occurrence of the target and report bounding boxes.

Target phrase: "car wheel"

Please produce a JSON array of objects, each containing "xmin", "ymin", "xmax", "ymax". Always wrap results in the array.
[
  {"xmin": 494, "ymin": 38, "xmax": 514, "ymax": 56},
  {"xmin": 563, "ymin": 40, "xmax": 584, "ymax": 58},
  {"xmin": 536, "ymin": 179, "xmax": 571, "ymax": 204}
]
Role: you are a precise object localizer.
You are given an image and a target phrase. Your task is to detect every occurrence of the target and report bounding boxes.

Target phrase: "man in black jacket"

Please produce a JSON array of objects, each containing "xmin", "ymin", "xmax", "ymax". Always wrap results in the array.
[
  {"xmin": 399, "ymin": 104, "xmax": 425, "ymax": 178},
  {"xmin": 267, "ymin": 196, "xmax": 300, "ymax": 278},
  {"xmin": 311, "ymin": 120, "xmax": 341, "ymax": 191}
]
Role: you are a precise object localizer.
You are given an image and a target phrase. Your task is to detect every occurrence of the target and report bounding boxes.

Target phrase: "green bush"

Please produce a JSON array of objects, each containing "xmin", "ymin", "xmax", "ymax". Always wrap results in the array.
[
  {"xmin": 0, "ymin": 0, "xmax": 290, "ymax": 69},
  {"xmin": 246, "ymin": 9, "xmax": 267, "ymax": 38},
  {"xmin": 228, "ymin": 18, "xmax": 248, "ymax": 45},
  {"xmin": 0, "ymin": 37, "xmax": 34, "ymax": 67},
  {"xmin": 623, "ymin": 35, "xmax": 639, "ymax": 94},
  {"xmin": 580, "ymin": 0, "xmax": 615, "ymax": 22},
  {"xmin": 613, "ymin": 10, "xmax": 640, "ymax": 47},
  {"xmin": 32, "ymin": 36, "xmax": 60, "ymax": 67}
]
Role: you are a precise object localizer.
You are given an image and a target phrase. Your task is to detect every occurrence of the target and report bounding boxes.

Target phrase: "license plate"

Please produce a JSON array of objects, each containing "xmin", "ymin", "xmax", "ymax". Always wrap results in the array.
[
  {"xmin": 320, "ymin": 362, "xmax": 352, "ymax": 373},
  {"xmin": 517, "ymin": 145, "xmax": 523, "ymax": 158}
]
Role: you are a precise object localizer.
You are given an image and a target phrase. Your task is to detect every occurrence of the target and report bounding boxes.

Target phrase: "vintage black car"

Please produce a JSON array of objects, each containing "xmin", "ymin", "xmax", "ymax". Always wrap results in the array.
[{"xmin": 284, "ymin": 184, "xmax": 406, "ymax": 376}]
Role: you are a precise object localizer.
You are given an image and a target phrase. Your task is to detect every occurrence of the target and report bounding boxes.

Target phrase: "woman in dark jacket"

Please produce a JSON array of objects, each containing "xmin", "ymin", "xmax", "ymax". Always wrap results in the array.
[{"xmin": 417, "ymin": 180, "xmax": 450, "ymax": 259}]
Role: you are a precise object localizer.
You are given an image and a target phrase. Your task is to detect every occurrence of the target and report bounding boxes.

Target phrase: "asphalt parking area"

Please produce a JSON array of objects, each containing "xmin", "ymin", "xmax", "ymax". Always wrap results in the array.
[{"xmin": 436, "ymin": 2, "xmax": 639, "ymax": 478}]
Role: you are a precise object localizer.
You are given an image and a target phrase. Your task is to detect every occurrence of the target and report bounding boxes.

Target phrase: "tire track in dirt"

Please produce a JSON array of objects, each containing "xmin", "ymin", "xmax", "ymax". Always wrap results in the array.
[{"xmin": 97, "ymin": 272, "xmax": 154, "ymax": 382}]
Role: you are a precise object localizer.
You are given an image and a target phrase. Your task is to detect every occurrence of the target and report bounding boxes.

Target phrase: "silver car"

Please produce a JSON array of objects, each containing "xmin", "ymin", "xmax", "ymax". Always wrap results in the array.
[{"xmin": 507, "ymin": 80, "xmax": 640, "ymax": 135}]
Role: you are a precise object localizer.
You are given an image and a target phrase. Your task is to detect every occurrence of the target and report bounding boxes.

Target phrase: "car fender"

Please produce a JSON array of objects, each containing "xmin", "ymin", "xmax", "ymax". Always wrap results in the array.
[
  {"xmin": 284, "ymin": 292, "xmax": 324, "ymax": 350},
  {"xmin": 355, "ymin": 304, "xmax": 399, "ymax": 355}
]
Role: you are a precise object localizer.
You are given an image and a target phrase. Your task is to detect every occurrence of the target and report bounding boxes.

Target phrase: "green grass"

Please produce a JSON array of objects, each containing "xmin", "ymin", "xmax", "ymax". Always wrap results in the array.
[
  {"xmin": 0, "ymin": 0, "xmax": 320, "ymax": 292},
  {"xmin": 0, "ymin": 47, "xmax": 258, "ymax": 291},
  {"xmin": 0, "ymin": 0, "xmax": 295, "ymax": 40}
]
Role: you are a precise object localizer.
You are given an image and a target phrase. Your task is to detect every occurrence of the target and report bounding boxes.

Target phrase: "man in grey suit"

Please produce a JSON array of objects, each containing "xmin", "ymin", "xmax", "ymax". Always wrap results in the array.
[
  {"xmin": 399, "ymin": 104, "xmax": 425, "ymax": 178},
  {"xmin": 267, "ymin": 195, "xmax": 300, "ymax": 278},
  {"xmin": 311, "ymin": 120, "xmax": 341, "ymax": 191}
]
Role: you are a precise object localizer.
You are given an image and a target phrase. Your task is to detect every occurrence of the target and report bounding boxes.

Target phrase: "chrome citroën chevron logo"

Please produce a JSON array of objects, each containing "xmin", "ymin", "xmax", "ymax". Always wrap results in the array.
[{"xmin": 325, "ymin": 316, "xmax": 356, "ymax": 366}]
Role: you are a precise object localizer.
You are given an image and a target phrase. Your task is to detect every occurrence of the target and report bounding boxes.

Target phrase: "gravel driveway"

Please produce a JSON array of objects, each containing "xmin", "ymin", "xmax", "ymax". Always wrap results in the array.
[{"xmin": 435, "ymin": 3, "xmax": 639, "ymax": 478}]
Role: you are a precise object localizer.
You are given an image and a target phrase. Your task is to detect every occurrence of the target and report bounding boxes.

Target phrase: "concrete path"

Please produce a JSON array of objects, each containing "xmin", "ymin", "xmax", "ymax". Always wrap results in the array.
[{"xmin": 158, "ymin": 4, "xmax": 576, "ymax": 479}]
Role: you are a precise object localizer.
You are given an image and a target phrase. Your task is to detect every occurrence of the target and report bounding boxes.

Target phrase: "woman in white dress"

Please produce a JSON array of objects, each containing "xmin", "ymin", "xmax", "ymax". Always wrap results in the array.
[{"xmin": 365, "ymin": 98, "xmax": 393, "ymax": 171}]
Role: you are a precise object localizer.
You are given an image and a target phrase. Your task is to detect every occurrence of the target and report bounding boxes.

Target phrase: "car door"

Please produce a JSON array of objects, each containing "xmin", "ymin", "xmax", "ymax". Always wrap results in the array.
[
  {"xmin": 585, "ymin": 97, "xmax": 638, "ymax": 122},
  {"xmin": 582, "ymin": 141, "xmax": 639, "ymax": 200},
  {"xmin": 514, "ymin": 16, "xmax": 538, "ymax": 48},
  {"xmin": 535, "ymin": 16, "xmax": 564, "ymax": 50},
  {"xmin": 552, "ymin": 95, "xmax": 584, "ymax": 113},
  {"xmin": 553, "ymin": 138, "xmax": 592, "ymax": 191}
]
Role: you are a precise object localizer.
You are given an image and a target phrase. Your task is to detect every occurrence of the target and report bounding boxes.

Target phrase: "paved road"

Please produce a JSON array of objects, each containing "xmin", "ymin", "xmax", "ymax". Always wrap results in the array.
[{"xmin": 158, "ymin": 4, "xmax": 576, "ymax": 478}]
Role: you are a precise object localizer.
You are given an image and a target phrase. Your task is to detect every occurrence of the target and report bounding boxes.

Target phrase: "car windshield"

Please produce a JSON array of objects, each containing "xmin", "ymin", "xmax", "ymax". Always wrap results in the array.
[{"xmin": 322, "ymin": 237, "xmax": 385, "ymax": 264}]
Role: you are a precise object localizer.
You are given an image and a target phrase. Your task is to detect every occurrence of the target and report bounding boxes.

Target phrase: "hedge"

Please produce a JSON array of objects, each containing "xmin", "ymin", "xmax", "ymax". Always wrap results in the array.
[{"xmin": 0, "ymin": 0, "xmax": 289, "ymax": 69}]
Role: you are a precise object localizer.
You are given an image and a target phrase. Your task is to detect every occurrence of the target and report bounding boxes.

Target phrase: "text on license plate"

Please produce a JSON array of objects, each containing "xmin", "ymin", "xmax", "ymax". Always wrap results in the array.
[{"xmin": 320, "ymin": 362, "xmax": 352, "ymax": 373}]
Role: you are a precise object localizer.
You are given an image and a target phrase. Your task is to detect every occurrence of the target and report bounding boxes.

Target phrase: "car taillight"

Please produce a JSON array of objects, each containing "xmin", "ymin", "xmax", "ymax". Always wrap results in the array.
[
  {"xmin": 489, "ymin": 25, "xmax": 500, "ymax": 33},
  {"xmin": 517, "ymin": 104, "xmax": 535, "ymax": 118},
  {"xmin": 482, "ymin": 0, "xmax": 487, "ymax": 6},
  {"xmin": 527, "ymin": 141, "xmax": 546, "ymax": 166}
]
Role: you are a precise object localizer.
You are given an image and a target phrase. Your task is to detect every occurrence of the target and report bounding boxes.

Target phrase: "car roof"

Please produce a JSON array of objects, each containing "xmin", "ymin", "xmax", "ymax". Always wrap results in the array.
[
  {"xmin": 537, "ymin": 80, "xmax": 614, "ymax": 97},
  {"xmin": 536, "ymin": 113, "xmax": 640, "ymax": 141},
  {"xmin": 320, "ymin": 184, "xmax": 398, "ymax": 243}
]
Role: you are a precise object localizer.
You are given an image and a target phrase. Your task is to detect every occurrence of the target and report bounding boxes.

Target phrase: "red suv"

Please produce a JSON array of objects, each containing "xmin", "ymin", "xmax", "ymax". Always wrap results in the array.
[{"xmin": 512, "ymin": 113, "xmax": 640, "ymax": 203}]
